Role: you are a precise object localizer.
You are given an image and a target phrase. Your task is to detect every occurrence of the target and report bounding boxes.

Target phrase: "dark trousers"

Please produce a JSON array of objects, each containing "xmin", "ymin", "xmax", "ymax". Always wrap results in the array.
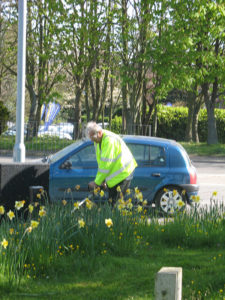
[{"xmin": 108, "ymin": 178, "xmax": 131, "ymax": 205}]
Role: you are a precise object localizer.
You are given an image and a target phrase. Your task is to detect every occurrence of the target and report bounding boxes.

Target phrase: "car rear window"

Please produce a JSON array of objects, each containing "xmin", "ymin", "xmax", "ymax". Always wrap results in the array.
[{"xmin": 127, "ymin": 143, "xmax": 166, "ymax": 166}]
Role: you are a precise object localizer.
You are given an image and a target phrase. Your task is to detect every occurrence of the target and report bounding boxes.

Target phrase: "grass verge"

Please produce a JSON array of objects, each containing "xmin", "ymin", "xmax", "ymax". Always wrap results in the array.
[
  {"xmin": 181, "ymin": 142, "xmax": 225, "ymax": 157},
  {"xmin": 1, "ymin": 247, "xmax": 225, "ymax": 300}
]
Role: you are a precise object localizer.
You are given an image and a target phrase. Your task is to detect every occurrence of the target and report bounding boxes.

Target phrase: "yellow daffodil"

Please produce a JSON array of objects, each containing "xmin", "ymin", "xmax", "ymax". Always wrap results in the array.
[
  {"xmin": 212, "ymin": 191, "xmax": 217, "ymax": 197},
  {"xmin": 137, "ymin": 205, "xmax": 143, "ymax": 213},
  {"xmin": 9, "ymin": 228, "xmax": 14, "ymax": 235},
  {"xmin": 122, "ymin": 209, "xmax": 128, "ymax": 216},
  {"xmin": 134, "ymin": 187, "xmax": 140, "ymax": 194},
  {"xmin": 66, "ymin": 188, "xmax": 72, "ymax": 193},
  {"xmin": 100, "ymin": 190, "xmax": 104, "ymax": 197},
  {"xmin": 73, "ymin": 202, "xmax": 79, "ymax": 210},
  {"xmin": 194, "ymin": 195, "xmax": 200, "ymax": 203},
  {"xmin": 62, "ymin": 199, "xmax": 67, "ymax": 206},
  {"xmin": 0, "ymin": 205, "xmax": 5, "ymax": 215},
  {"xmin": 126, "ymin": 189, "xmax": 131, "ymax": 195},
  {"xmin": 118, "ymin": 198, "xmax": 125, "ymax": 205},
  {"xmin": 15, "ymin": 200, "xmax": 25, "ymax": 210},
  {"xmin": 143, "ymin": 200, "xmax": 148, "ymax": 206},
  {"xmin": 173, "ymin": 190, "xmax": 177, "ymax": 196},
  {"xmin": 163, "ymin": 188, "xmax": 168, "ymax": 192},
  {"xmin": 182, "ymin": 190, "xmax": 186, "ymax": 195},
  {"xmin": 7, "ymin": 210, "xmax": 15, "ymax": 221},
  {"xmin": 36, "ymin": 193, "xmax": 41, "ymax": 199},
  {"xmin": 34, "ymin": 202, "xmax": 39, "ymax": 207},
  {"xmin": 94, "ymin": 187, "xmax": 99, "ymax": 195},
  {"xmin": 177, "ymin": 199, "xmax": 185, "ymax": 208},
  {"xmin": 116, "ymin": 186, "xmax": 121, "ymax": 192},
  {"xmin": 39, "ymin": 188, "xmax": 44, "ymax": 194},
  {"xmin": 27, "ymin": 226, "xmax": 32, "ymax": 233},
  {"xmin": 136, "ymin": 192, "xmax": 143, "ymax": 201},
  {"xmin": 118, "ymin": 204, "xmax": 125, "ymax": 211},
  {"xmin": 105, "ymin": 218, "xmax": 113, "ymax": 228},
  {"xmin": 75, "ymin": 185, "xmax": 80, "ymax": 190},
  {"xmin": 1, "ymin": 238, "xmax": 8, "ymax": 249},
  {"xmin": 39, "ymin": 209, "xmax": 46, "ymax": 217},
  {"xmin": 86, "ymin": 199, "xmax": 93, "ymax": 210},
  {"xmin": 127, "ymin": 202, "xmax": 133, "ymax": 210},
  {"xmin": 31, "ymin": 220, "xmax": 39, "ymax": 229},
  {"xmin": 78, "ymin": 218, "xmax": 85, "ymax": 228},
  {"xmin": 28, "ymin": 204, "xmax": 34, "ymax": 213}
]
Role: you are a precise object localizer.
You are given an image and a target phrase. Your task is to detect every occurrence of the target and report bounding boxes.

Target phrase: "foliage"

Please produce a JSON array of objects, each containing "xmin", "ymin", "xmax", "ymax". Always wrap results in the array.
[{"xmin": 0, "ymin": 102, "xmax": 10, "ymax": 135}]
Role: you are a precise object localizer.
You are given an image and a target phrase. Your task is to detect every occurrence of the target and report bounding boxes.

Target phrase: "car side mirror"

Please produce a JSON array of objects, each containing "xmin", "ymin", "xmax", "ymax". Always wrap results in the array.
[{"xmin": 60, "ymin": 160, "xmax": 72, "ymax": 169}]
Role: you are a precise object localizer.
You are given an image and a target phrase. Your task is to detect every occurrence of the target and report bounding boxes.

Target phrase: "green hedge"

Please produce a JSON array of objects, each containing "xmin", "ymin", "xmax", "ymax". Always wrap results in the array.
[
  {"xmin": 110, "ymin": 105, "xmax": 225, "ymax": 143},
  {"xmin": 156, "ymin": 105, "xmax": 225, "ymax": 143}
]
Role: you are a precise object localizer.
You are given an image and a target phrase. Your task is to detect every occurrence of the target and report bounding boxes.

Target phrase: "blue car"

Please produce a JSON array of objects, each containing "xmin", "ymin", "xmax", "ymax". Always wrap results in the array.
[{"xmin": 48, "ymin": 135, "xmax": 199, "ymax": 214}]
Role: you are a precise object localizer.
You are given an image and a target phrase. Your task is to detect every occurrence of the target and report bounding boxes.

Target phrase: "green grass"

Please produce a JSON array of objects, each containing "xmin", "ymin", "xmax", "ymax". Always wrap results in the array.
[
  {"xmin": 1, "ymin": 247, "xmax": 225, "ymax": 300},
  {"xmin": 0, "ymin": 135, "xmax": 73, "ymax": 154},
  {"xmin": 181, "ymin": 142, "xmax": 225, "ymax": 156}
]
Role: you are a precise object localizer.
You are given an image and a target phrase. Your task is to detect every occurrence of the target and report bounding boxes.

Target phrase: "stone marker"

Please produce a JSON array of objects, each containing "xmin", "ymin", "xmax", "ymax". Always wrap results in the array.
[{"xmin": 155, "ymin": 267, "xmax": 182, "ymax": 300}]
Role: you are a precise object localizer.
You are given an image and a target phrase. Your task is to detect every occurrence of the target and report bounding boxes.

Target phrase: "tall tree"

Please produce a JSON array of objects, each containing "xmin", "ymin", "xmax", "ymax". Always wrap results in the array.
[
  {"xmin": 26, "ymin": 0, "xmax": 64, "ymax": 139},
  {"xmin": 168, "ymin": 0, "xmax": 225, "ymax": 144}
]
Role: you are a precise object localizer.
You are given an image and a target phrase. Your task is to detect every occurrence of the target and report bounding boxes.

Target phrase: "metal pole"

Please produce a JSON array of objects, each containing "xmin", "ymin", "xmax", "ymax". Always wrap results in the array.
[{"xmin": 13, "ymin": 0, "xmax": 27, "ymax": 162}]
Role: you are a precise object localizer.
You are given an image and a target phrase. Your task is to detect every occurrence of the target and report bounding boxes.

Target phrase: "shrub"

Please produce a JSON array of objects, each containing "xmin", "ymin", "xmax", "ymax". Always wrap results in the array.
[{"xmin": 0, "ymin": 102, "xmax": 10, "ymax": 135}]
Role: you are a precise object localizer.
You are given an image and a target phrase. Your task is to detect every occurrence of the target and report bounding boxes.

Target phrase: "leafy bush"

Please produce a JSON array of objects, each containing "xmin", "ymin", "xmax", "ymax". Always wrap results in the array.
[
  {"xmin": 0, "ymin": 102, "xmax": 10, "ymax": 135},
  {"xmin": 156, "ymin": 105, "xmax": 225, "ymax": 143}
]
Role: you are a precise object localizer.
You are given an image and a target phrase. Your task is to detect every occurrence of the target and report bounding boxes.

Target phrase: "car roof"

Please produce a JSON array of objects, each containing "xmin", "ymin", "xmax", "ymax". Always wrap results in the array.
[{"xmin": 121, "ymin": 135, "xmax": 177, "ymax": 147}]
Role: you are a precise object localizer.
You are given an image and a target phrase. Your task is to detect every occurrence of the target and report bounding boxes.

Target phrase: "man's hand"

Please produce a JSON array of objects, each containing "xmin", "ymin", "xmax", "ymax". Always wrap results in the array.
[
  {"xmin": 88, "ymin": 181, "xmax": 98, "ymax": 191},
  {"xmin": 101, "ymin": 182, "xmax": 107, "ymax": 190},
  {"xmin": 88, "ymin": 181, "xmax": 107, "ymax": 191}
]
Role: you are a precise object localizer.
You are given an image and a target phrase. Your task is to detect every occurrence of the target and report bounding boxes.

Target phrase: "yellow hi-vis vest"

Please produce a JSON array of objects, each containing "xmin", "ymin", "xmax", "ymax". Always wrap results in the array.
[{"xmin": 94, "ymin": 130, "xmax": 137, "ymax": 188}]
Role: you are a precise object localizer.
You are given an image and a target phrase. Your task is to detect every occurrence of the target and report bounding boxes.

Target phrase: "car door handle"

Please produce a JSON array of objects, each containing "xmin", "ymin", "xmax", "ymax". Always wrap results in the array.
[{"xmin": 151, "ymin": 173, "xmax": 161, "ymax": 177}]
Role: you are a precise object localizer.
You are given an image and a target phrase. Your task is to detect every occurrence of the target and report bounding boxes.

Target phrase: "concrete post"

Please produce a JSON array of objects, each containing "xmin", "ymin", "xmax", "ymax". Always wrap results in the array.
[{"xmin": 155, "ymin": 267, "xmax": 182, "ymax": 300}]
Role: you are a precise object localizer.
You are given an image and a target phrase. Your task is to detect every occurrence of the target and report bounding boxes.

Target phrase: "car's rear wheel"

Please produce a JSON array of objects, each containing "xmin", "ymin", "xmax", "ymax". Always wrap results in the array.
[{"xmin": 155, "ymin": 186, "xmax": 186, "ymax": 215}]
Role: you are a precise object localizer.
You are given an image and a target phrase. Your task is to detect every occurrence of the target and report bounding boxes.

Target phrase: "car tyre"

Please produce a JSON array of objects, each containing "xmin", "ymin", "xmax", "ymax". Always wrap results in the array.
[{"xmin": 155, "ymin": 186, "xmax": 186, "ymax": 215}]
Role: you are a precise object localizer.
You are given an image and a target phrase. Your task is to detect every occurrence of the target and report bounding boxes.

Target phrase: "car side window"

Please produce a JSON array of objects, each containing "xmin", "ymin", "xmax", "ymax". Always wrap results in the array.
[
  {"xmin": 127, "ymin": 143, "xmax": 150, "ymax": 165},
  {"xmin": 67, "ymin": 144, "xmax": 97, "ymax": 169},
  {"xmin": 150, "ymin": 146, "xmax": 166, "ymax": 166},
  {"xmin": 127, "ymin": 143, "xmax": 165, "ymax": 167}
]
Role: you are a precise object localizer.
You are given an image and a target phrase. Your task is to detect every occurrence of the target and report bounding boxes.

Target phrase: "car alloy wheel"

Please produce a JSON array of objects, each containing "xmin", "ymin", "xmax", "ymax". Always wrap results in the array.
[{"xmin": 155, "ymin": 187, "xmax": 186, "ymax": 215}]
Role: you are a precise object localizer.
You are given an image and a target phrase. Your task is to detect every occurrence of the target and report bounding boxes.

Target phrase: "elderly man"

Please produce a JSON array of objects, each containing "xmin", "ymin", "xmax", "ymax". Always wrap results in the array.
[{"xmin": 86, "ymin": 121, "xmax": 137, "ymax": 205}]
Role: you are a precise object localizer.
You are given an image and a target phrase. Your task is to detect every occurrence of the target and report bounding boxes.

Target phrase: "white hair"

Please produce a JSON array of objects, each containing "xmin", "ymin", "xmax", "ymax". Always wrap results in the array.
[{"xmin": 85, "ymin": 121, "xmax": 102, "ymax": 139}]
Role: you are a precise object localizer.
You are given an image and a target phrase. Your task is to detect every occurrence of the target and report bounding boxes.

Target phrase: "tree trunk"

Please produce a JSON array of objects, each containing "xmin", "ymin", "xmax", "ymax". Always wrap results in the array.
[
  {"xmin": 192, "ymin": 96, "xmax": 203, "ymax": 143},
  {"xmin": 26, "ymin": 86, "xmax": 38, "ymax": 141},
  {"xmin": 152, "ymin": 100, "xmax": 157, "ymax": 137},
  {"xmin": 185, "ymin": 91, "xmax": 197, "ymax": 142},
  {"xmin": 206, "ymin": 106, "xmax": 218, "ymax": 144},
  {"xmin": 73, "ymin": 88, "xmax": 82, "ymax": 139},
  {"xmin": 202, "ymin": 82, "xmax": 218, "ymax": 145}
]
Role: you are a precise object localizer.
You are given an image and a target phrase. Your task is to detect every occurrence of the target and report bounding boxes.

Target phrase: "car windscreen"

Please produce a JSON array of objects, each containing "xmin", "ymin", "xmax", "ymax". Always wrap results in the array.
[{"xmin": 49, "ymin": 140, "xmax": 84, "ymax": 163}]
